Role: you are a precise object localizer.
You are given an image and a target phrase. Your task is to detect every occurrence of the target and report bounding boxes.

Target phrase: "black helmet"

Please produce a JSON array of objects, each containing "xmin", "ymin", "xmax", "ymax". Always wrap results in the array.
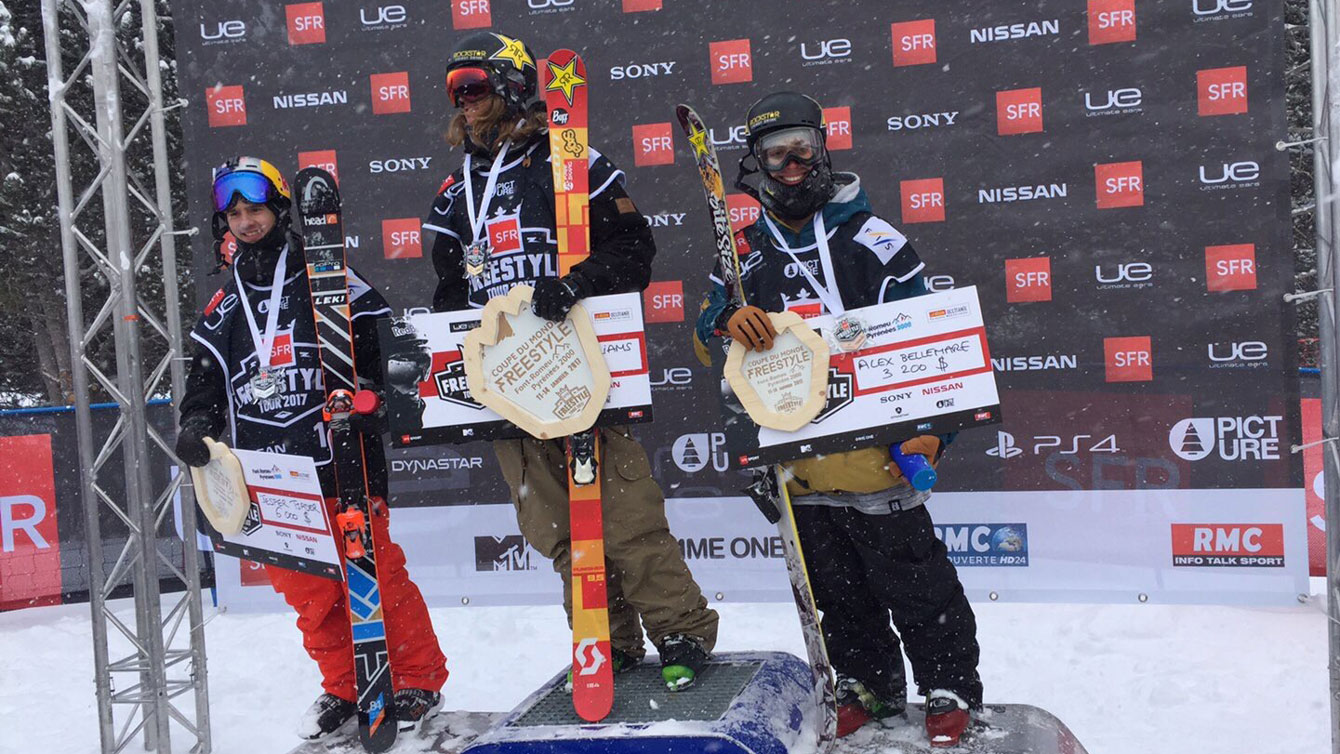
[
  {"xmin": 446, "ymin": 32, "xmax": 541, "ymax": 114},
  {"xmin": 736, "ymin": 91, "xmax": 835, "ymax": 221}
]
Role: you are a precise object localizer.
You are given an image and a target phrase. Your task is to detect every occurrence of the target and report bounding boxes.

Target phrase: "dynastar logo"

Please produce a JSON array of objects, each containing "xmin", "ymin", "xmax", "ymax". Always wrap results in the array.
[
  {"xmin": 709, "ymin": 125, "xmax": 748, "ymax": 151},
  {"xmin": 1197, "ymin": 161, "xmax": 1260, "ymax": 190},
  {"xmin": 1207, "ymin": 341, "xmax": 1268, "ymax": 368},
  {"xmin": 890, "ymin": 19, "xmax": 936, "ymax": 66},
  {"xmin": 887, "ymin": 111, "xmax": 960, "ymax": 132},
  {"xmin": 370, "ymin": 156, "xmax": 432, "ymax": 174},
  {"xmin": 610, "ymin": 61, "xmax": 677, "ymax": 80},
  {"xmin": 382, "ymin": 218, "xmax": 421, "ymax": 259},
  {"xmin": 901, "ymin": 178, "xmax": 946, "ymax": 223},
  {"xmin": 1094, "ymin": 161, "xmax": 1144, "ymax": 209},
  {"xmin": 800, "ymin": 38, "xmax": 852, "ymax": 66},
  {"xmin": 970, "ymin": 18, "xmax": 1060, "ymax": 43},
  {"xmin": 1171, "ymin": 524, "xmax": 1282, "ymax": 568},
  {"xmin": 206, "ymin": 85, "xmax": 247, "ymax": 128},
  {"xmin": 1094, "ymin": 261, "xmax": 1153, "ymax": 289},
  {"xmin": 996, "ymin": 87, "xmax": 1043, "ymax": 135},
  {"xmin": 528, "ymin": 0, "xmax": 575, "ymax": 15},
  {"xmin": 272, "ymin": 90, "xmax": 348, "ymax": 109},
  {"xmin": 371, "ymin": 71, "xmax": 411, "ymax": 114},
  {"xmin": 360, "ymin": 4, "xmax": 408, "ymax": 30},
  {"xmin": 1192, "ymin": 0, "xmax": 1254, "ymax": 21},
  {"xmin": 672, "ymin": 432, "xmax": 728, "ymax": 473},
  {"xmin": 286, "ymin": 2, "xmax": 326, "ymax": 45},
  {"xmin": 1084, "ymin": 87, "xmax": 1143, "ymax": 116},
  {"xmin": 710, "ymin": 39, "xmax": 753, "ymax": 85},
  {"xmin": 1198, "ymin": 66, "xmax": 1248, "ymax": 116},
  {"xmin": 1005, "ymin": 257, "xmax": 1052, "ymax": 303},
  {"xmin": 991, "ymin": 354, "xmax": 1078, "ymax": 371},
  {"xmin": 824, "ymin": 107, "xmax": 853, "ymax": 150},
  {"xmin": 632, "ymin": 122, "xmax": 675, "ymax": 166},
  {"xmin": 1104, "ymin": 336, "xmax": 1152, "ymax": 382},
  {"xmin": 1204, "ymin": 244, "xmax": 1257, "ymax": 292},
  {"xmin": 1169, "ymin": 416, "xmax": 1281, "ymax": 461},
  {"xmin": 1088, "ymin": 0, "xmax": 1136, "ymax": 45},
  {"xmin": 986, "ymin": 430, "xmax": 1121, "ymax": 458},
  {"xmin": 451, "ymin": 0, "xmax": 491, "ymax": 29},
  {"xmin": 978, "ymin": 183, "xmax": 1066, "ymax": 203},
  {"xmin": 643, "ymin": 212, "xmax": 686, "ymax": 227},
  {"xmin": 200, "ymin": 19, "xmax": 246, "ymax": 44},
  {"xmin": 643, "ymin": 280, "xmax": 684, "ymax": 323}
]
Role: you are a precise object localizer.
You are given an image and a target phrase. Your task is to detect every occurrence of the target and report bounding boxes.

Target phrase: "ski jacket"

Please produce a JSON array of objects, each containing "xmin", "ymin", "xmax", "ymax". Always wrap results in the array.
[
  {"xmin": 424, "ymin": 133, "xmax": 656, "ymax": 312},
  {"xmin": 692, "ymin": 173, "xmax": 940, "ymax": 500},
  {"xmin": 179, "ymin": 239, "xmax": 392, "ymax": 494}
]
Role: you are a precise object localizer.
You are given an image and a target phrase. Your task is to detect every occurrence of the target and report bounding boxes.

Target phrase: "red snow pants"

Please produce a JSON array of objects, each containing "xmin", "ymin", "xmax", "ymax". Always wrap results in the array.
[{"xmin": 265, "ymin": 498, "xmax": 448, "ymax": 702}]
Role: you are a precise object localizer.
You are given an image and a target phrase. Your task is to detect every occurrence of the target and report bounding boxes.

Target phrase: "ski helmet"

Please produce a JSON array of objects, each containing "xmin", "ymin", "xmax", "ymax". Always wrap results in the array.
[
  {"xmin": 736, "ymin": 91, "xmax": 836, "ymax": 221},
  {"xmin": 446, "ymin": 32, "xmax": 541, "ymax": 114},
  {"xmin": 210, "ymin": 157, "xmax": 292, "ymax": 269}
]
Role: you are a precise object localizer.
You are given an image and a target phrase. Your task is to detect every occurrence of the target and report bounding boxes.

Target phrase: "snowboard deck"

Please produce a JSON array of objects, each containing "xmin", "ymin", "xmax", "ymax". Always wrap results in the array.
[{"xmin": 286, "ymin": 704, "xmax": 1086, "ymax": 754}]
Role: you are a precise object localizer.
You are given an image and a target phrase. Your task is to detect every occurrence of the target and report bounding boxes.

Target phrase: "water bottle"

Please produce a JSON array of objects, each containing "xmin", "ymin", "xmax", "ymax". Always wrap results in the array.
[{"xmin": 889, "ymin": 442, "xmax": 937, "ymax": 491}]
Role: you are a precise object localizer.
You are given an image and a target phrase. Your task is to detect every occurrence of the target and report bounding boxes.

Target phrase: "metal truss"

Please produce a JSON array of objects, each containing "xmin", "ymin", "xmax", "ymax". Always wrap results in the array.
[{"xmin": 39, "ymin": 0, "xmax": 209, "ymax": 751}]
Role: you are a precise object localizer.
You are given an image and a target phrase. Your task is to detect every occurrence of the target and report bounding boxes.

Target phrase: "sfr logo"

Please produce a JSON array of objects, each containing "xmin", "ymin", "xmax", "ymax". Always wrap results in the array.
[
  {"xmin": 823, "ymin": 107, "xmax": 852, "ymax": 150},
  {"xmin": 1094, "ymin": 160, "xmax": 1144, "ymax": 208},
  {"xmin": 710, "ymin": 39, "xmax": 753, "ymax": 85},
  {"xmin": 206, "ymin": 85, "xmax": 247, "ymax": 128},
  {"xmin": 452, "ymin": 0, "xmax": 491, "ymax": 29},
  {"xmin": 1198, "ymin": 66, "xmax": 1248, "ymax": 116},
  {"xmin": 382, "ymin": 218, "xmax": 422, "ymax": 259},
  {"xmin": 900, "ymin": 177, "xmax": 945, "ymax": 224},
  {"xmin": 286, "ymin": 2, "xmax": 326, "ymax": 45},
  {"xmin": 890, "ymin": 19, "xmax": 936, "ymax": 66},
  {"xmin": 632, "ymin": 122, "xmax": 675, "ymax": 166},
  {"xmin": 1004, "ymin": 257, "xmax": 1052, "ymax": 303},
  {"xmin": 371, "ymin": 71, "xmax": 411, "ymax": 114},
  {"xmin": 1088, "ymin": 0, "xmax": 1136, "ymax": 44}
]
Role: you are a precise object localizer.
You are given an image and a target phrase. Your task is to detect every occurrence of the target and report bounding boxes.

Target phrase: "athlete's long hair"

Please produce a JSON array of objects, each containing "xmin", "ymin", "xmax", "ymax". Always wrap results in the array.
[{"xmin": 445, "ymin": 95, "xmax": 547, "ymax": 154}]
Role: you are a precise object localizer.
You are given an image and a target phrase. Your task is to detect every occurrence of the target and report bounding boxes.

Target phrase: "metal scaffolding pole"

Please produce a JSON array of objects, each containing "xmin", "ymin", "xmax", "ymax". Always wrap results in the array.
[{"xmin": 39, "ymin": 0, "xmax": 209, "ymax": 751}]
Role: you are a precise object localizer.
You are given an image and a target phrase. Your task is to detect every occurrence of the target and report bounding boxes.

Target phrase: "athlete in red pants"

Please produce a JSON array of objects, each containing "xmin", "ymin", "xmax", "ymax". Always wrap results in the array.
[{"xmin": 176, "ymin": 158, "xmax": 448, "ymax": 739}]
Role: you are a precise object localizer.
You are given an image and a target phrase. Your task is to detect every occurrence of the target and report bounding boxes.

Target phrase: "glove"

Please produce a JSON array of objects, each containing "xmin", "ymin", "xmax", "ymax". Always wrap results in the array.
[
  {"xmin": 531, "ymin": 276, "xmax": 583, "ymax": 322},
  {"xmin": 726, "ymin": 305, "xmax": 777, "ymax": 351},
  {"xmin": 175, "ymin": 416, "xmax": 214, "ymax": 468}
]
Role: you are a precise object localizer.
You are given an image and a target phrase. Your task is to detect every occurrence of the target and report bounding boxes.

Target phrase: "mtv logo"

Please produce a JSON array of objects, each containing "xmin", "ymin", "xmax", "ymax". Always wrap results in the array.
[{"xmin": 474, "ymin": 535, "xmax": 538, "ymax": 571}]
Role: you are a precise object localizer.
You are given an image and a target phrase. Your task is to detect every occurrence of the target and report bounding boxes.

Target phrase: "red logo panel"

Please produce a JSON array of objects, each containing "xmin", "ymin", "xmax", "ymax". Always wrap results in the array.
[
  {"xmin": 1088, "ymin": 0, "xmax": 1136, "ymax": 45},
  {"xmin": 1198, "ymin": 66, "xmax": 1248, "ymax": 116},
  {"xmin": 1302, "ymin": 398, "xmax": 1325, "ymax": 575},
  {"xmin": 727, "ymin": 193, "xmax": 761, "ymax": 233},
  {"xmin": 298, "ymin": 150, "xmax": 339, "ymax": 184},
  {"xmin": 1204, "ymin": 244, "xmax": 1257, "ymax": 291},
  {"xmin": 206, "ymin": 85, "xmax": 247, "ymax": 128},
  {"xmin": 900, "ymin": 178, "xmax": 946, "ymax": 224},
  {"xmin": 1171, "ymin": 524, "xmax": 1284, "ymax": 566},
  {"xmin": 996, "ymin": 87, "xmax": 1043, "ymax": 135},
  {"xmin": 0, "ymin": 434, "xmax": 61, "ymax": 610},
  {"xmin": 1104, "ymin": 336, "xmax": 1152, "ymax": 382},
  {"xmin": 891, "ymin": 20, "xmax": 937, "ymax": 66},
  {"xmin": 240, "ymin": 559, "xmax": 271, "ymax": 587},
  {"xmin": 382, "ymin": 218, "xmax": 422, "ymax": 259},
  {"xmin": 286, "ymin": 2, "xmax": 326, "ymax": 45},
  {"xmin": 451, "ymin": 0, "xmax": 491, "ymax": 29},
  {"xmin": 1004, "ymin": 257, "xmax": 1052, "ymax": 302},
  {"xmin": 643, "ymin": 280, "xmax": 685, "ymax": 323},
  {"xmin": 371, "ymin": 72, "xmax": 411, "ymax": 114},
  {"xmin": 487, "ymin": 217, "xmax": 522, "ymax": 254},
  {"xmin": 823, "ymin": 107, "xmax": 853, "ymax": 151},
  {"xmin": 710, "ymin": 39, "xmax": 753, "ymax": 85},
  {"xmin": 623, "ymin": 0, "xmax": 661, "ymax": 11},
  {"xmin": 1094, "ymin": 161, "xmax": 1144, "ymax": 208},
  {"xmin": 632, "ymin": 122, "xmax": 675, "ymax": 166},
  {"xmin": 271, "ymin": 332, "xmax": 295, "ymax": 367}
]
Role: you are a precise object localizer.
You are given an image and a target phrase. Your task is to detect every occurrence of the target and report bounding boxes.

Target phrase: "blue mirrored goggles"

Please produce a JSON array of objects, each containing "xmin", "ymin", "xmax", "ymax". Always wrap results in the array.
[{"xmin": 213, "ymin": 171, "xmax": 277, "ymax": 213}]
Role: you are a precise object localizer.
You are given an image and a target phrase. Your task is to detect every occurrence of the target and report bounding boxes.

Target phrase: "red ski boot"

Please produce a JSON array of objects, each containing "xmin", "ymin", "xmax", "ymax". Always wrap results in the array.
[
  {"xmin": 835, "ymin": 675, "xmax": 905, "ymax": 737},
  {"xmin": 924, "ymin": 689, "xmax": 971, "ymax": 747}
]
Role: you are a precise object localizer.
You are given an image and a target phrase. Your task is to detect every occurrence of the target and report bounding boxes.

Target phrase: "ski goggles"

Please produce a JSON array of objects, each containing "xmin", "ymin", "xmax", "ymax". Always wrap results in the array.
[
  {"xmin": 447, "ymin": 66, "xmax": 495, "ymax": 107},
  {"xmin": 753, "ymin": 127, "xmax": 825, "ymax": 172},
  {"xmin": 212, "ymin": 170, "xmax": 279, "ymax": 213}
]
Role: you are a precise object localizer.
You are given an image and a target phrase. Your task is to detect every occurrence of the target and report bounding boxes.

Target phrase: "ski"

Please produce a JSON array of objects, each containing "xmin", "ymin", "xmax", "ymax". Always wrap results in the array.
[
  {"xmin": 544, "ymin": 49, "xmax": 613, "ymax": 723},
  {"xmin": 677, "ymin": 102, "xmax": 839, "ymax": 751},
  {"xmin": 293, "ymin": 167, "xmax": 397, "ymax": 752}
]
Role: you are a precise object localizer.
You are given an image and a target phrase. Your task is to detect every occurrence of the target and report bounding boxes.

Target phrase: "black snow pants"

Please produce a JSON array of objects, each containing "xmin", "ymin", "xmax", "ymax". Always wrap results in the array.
[{"xmin": 792, "ymin": 503, "xmax": 983, "ymax": 708}]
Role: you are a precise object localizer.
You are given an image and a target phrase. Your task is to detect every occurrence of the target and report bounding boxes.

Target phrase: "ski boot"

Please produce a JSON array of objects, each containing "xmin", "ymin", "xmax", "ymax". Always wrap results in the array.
[
  {"xmin": 835, "ymin": 675, "xmax": 906, "ymax": 737},
  {"xmin": 925, "ymin": 689, "xmax": 971, "ymax": 748},
  {"xmin": 659, "ymin": 633, "xmax": 710, "ymax": 691},
  {"xmin": 565, "ymin": 647, "xmax": 642, "ymax": 692},
  {"xmin": 394, "ymin": 688, "xmax": 443, "ymax": 732},
  {"xmin": 297, "ymin": 692, "xmax": 357, "ymax": 740}
]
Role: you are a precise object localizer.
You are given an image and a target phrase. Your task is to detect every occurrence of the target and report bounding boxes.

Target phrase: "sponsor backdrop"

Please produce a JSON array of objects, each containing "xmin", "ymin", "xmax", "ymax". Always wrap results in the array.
[{"xmin": 167, "ymin": 0, "xmax": 1308, "ymax": 610}]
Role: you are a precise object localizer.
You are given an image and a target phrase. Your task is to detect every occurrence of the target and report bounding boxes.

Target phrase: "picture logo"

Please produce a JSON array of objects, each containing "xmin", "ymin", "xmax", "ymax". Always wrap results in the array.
[
  {"xmin": 672, "ymin": 432, "xmax": 728, "ymax": 473},
  {"xmin": 1168, "ymin": 416, "xmax": 1281, "ymax": 461}
]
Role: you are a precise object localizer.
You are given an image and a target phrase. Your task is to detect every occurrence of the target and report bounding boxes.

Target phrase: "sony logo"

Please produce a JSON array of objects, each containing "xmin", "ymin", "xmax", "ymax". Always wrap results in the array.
[
  {"xmin": 643, "ymin": 212, "xmax": 686, "ymax": 227},
  {"xmin": 610, "ymin": 61, "xmax": 677, "ymax": 80},
  {"xmin": 369, "ymin": 157, "xmax": 433, "ymax": 173},
  {"xmin": 887, "ymin": 111, "xmax": 959, "ymax": 131}
]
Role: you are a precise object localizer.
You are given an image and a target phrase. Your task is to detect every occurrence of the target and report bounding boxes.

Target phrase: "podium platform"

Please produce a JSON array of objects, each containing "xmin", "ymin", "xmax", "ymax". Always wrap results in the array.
[{"xmin": 289, "ymin": 652, "xmax": 1089, "ymax": 754}]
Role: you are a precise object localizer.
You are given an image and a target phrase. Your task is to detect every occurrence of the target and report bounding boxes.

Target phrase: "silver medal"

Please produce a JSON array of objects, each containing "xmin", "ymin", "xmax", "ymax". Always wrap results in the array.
[
  {"xmin": 832, "ymin": 314, "xmax": 868, "ymax": 352},
  {"xmin": 251, "ymin": 369, "xmax": 282, "ymax": 399},
  {"xmin": 464, "ymin": 240, "xmax": 488, "ymax": 278}
]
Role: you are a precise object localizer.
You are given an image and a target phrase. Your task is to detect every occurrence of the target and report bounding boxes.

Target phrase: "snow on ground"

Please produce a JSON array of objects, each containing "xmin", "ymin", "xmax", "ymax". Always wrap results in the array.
[{"xmin": 0, "ymin": 592, "xmax": 1328, "ymax": 754}]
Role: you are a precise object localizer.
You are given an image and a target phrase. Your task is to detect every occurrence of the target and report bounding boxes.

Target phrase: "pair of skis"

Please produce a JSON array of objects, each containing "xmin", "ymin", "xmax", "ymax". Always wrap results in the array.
[{"xmin": 675, "ymin": 104, "xmax": 839, "ymax": 752}]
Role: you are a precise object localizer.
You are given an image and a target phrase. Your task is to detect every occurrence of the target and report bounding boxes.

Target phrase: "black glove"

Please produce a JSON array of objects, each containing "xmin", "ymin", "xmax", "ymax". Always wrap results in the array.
[
  {"xmin": 175, "ymin": 416, "xmax": 214, "ymax": 468},
  {"xmin": 531, "ymin": 276, "xmax": 583, "ymax": 322}
]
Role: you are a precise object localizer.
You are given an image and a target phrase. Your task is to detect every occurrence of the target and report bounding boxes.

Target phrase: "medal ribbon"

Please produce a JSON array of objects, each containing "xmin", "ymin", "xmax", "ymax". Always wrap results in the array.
[
  {"xmin": 234, "ymin": 244, "xmax": 290, "ymax": 374},
  {"xmin": 463, "ymin": 139, "xmax": 514, "ymax": 245},
  {"xmin": 762, "ymin": 212, "xmax": 846, "ymax": 315}
]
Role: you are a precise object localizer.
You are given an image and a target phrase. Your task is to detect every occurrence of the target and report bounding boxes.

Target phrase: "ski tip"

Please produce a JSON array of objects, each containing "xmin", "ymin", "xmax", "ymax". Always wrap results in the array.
[
  {"xmin": 675, "ymin": 103, "xmax": 698, "ymax": 124},
  {"xmin": 293, "ymin": 166, "xmax": 340, "ymax": 215},
  {"xmin": 573, "ymin": 694, "xmax": 614, "ymax": 723}
]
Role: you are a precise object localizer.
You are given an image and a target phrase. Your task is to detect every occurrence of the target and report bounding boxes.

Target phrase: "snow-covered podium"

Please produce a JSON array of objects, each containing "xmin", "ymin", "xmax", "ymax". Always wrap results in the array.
[{"xmin": 289, "ymin": 650, "xmax": 1089, "ymax": 754}]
